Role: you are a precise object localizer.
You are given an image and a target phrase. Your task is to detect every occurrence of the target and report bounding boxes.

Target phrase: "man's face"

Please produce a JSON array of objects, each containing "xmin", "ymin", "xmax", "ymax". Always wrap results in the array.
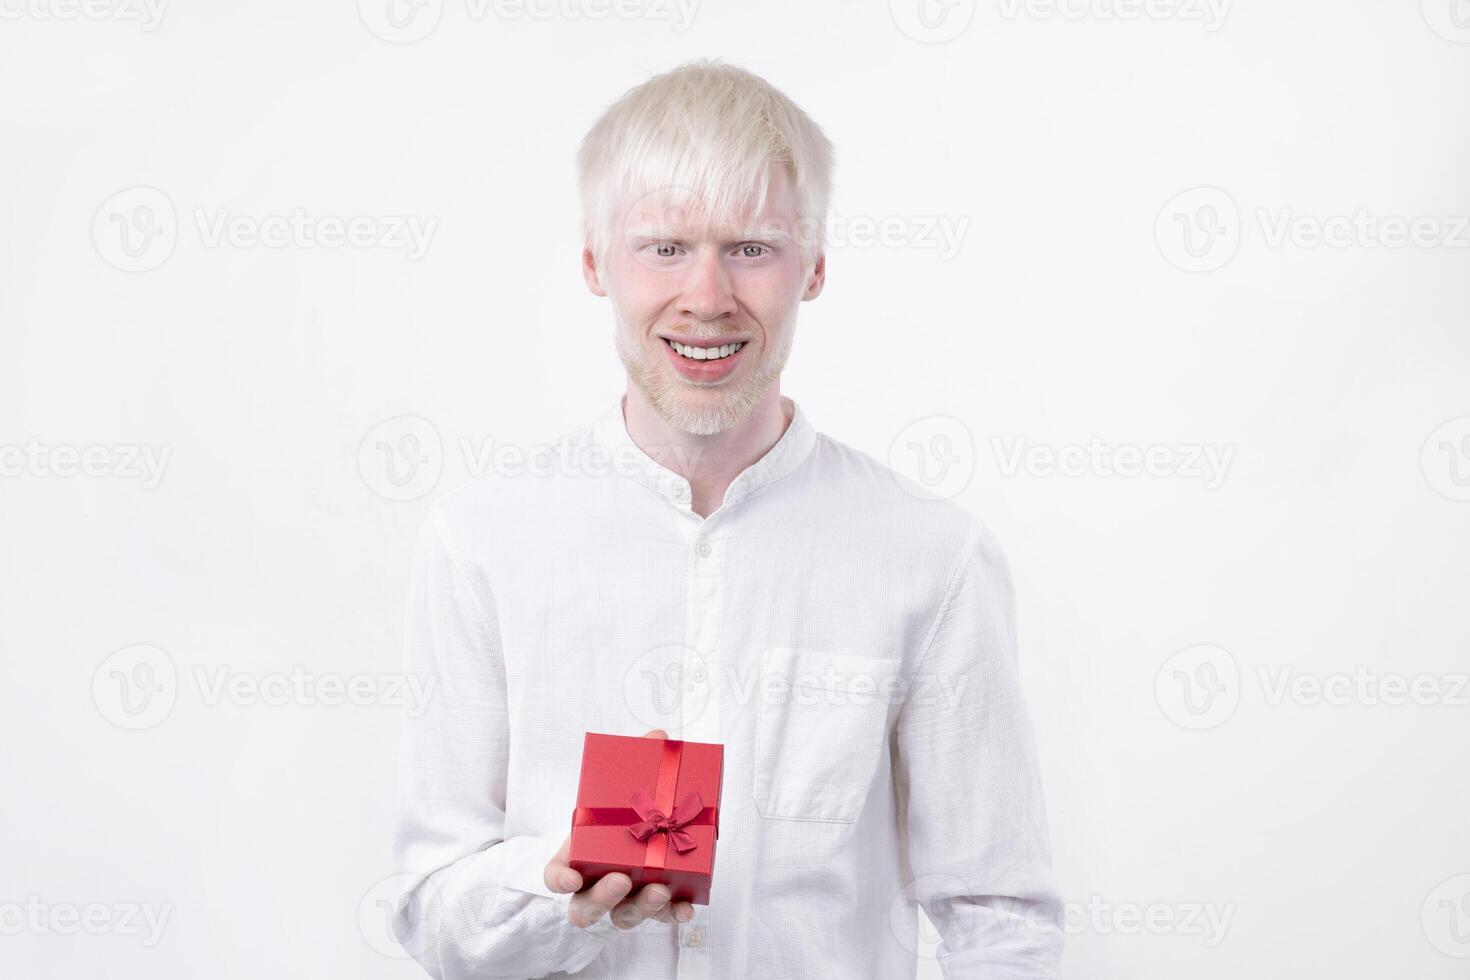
[{"xmin": 584, "ymin": 165, "xmax": 825, "ymax": 436}]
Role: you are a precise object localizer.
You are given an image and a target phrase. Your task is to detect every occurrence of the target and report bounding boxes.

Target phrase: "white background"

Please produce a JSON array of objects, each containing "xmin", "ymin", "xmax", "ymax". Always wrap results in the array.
[{"xmin": 2, "ymin": 1, "xmax": 1468, "ymax": 977}]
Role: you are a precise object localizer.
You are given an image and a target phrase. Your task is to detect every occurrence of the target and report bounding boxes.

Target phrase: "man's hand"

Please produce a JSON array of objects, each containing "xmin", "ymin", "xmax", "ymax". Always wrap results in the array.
[{"xmin": 545, "ymin": 728, "xmax": 697, "ymax": 929}]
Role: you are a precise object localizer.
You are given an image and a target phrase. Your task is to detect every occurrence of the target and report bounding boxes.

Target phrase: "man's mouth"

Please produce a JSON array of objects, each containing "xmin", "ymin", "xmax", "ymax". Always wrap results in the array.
[
  {"xmin": 662, "ymin": 337, "xmax": 746, "ymax": 362},
  {"xmin": 657, "ymin": 334, "xmax": 749, "ymax": 381}
]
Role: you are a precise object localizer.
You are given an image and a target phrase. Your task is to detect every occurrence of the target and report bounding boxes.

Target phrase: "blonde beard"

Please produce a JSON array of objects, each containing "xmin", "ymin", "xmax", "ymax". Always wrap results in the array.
[{"xmin": 612, "ymin": 313, "xmax": 796, "ymax": 437}]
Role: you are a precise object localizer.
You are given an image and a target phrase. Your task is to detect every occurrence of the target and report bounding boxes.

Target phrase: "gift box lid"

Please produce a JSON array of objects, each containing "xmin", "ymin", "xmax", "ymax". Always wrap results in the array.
[{"xmin": 570, "ymin": 732, "xmax": 723, "ymax": 874}]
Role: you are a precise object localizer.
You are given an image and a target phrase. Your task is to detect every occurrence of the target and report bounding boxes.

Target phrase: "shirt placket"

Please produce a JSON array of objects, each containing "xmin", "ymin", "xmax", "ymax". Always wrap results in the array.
[{"xmin": 673, "ymin": 504, "xmax": 724, "ymax": 979}]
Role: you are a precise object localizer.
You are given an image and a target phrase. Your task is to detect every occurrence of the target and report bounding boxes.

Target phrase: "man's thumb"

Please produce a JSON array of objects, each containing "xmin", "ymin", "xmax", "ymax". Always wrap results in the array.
[{"xmin": 642, "ymin": 729, "xmax": 668, "ymax": 739}]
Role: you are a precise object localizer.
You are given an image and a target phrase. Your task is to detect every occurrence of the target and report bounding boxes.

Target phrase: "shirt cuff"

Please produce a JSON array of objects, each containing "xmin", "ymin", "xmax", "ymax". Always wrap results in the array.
[
  {"xmin": 503, "ymin": 827, "xmax": 570, "ymax": 900},
  {"xmin": 504, "ymin": 828, "xmax": 666, "ymax": 939}
]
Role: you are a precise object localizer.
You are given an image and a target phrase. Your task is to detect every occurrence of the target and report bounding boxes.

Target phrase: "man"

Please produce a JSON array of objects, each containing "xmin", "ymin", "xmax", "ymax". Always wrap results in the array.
[{"xmin": 392, "ymin": 58, "xmax": 1064, "ymax": 979}]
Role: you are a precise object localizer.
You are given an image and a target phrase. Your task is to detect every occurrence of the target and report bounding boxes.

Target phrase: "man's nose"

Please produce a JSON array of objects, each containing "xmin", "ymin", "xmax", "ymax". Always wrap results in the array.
[{"xmin": 678, "ymin": 248, "xmax": 737, "ymax": 322}]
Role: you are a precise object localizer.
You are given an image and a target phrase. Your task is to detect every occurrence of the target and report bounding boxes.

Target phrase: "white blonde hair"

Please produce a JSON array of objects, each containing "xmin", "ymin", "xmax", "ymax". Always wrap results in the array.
[{"xmin": 577, "ymin": 58, "xmax": 835, "ymax": 275}]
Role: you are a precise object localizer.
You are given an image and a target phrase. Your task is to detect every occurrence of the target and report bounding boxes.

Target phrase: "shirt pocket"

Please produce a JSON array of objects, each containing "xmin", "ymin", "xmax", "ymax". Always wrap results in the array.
[{"xmin": 753, "ymin": 646, "xmax": 900, "ymax": 823}]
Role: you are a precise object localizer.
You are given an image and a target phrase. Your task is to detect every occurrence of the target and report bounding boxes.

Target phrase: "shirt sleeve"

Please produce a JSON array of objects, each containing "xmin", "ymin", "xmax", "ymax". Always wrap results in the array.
[
  {"xmin": 390, "ymin": 500, "xmax": 657, "ymax": 980},
  {"xmin": 893, "ymin": 520, "xmax": 1065, "ymax": 979}
]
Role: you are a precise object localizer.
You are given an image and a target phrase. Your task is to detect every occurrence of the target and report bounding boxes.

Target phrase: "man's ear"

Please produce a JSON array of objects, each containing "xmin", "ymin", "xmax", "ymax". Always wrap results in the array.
[
  {"xmin": 802, "ymin": 251, "xmax": 826, "ymax": 302},
  {"xmin": 582, "ymin": 242, "xmax": 608, "ymax": 297}
]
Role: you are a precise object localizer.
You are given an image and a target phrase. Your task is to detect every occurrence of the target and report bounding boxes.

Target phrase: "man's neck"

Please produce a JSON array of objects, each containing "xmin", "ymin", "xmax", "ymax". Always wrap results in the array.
[{"xmin": 622, "ymin": 386, "xmax": 793, "ymax": 519}]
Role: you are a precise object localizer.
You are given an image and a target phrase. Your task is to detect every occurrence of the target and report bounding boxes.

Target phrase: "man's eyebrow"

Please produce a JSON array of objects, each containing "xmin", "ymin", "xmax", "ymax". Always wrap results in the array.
[
  {"xmin": 737, "ymin": 227, "xmax": 790, "ymax": 244},
  {"xmin": 625, "ymin": 223, "xmax": 792, "ymax": 244}
]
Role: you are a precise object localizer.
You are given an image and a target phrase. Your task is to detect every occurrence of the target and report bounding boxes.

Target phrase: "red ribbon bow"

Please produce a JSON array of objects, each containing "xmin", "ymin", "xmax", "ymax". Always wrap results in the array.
[{"xmin": 626, "ymin": 786, "xmax": 705, "ymax": 854}]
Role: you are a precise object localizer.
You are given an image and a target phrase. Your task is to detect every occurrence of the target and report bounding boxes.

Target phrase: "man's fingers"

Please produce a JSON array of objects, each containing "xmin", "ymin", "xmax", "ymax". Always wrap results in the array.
[
  {"xmin": 610, "ymin": 884, "xmax": 670, "ymax": 930},
  {"xmin": 653, "ymin": 900, "xmax": 695, "ymax": 924},
  {"xmin": 546, "ymin": 863, "xmax": 581, "ymax": 894},
  {"xmin": 545, "ymin": 834, "xmax": 579, "ymax": 893},
  {"xmin": 567, "ymin": 874, "xmax": 692, "ymax": 929},
  {"xmin": 568, "ymin": 872, "xmax": 633, "ymax": 928}
]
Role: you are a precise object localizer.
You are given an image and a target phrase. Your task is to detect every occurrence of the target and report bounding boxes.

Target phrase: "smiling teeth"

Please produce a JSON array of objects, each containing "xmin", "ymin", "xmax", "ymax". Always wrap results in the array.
[{"xmin": 668, "ymin": 339, "xmax": 744, "ymax": 361}]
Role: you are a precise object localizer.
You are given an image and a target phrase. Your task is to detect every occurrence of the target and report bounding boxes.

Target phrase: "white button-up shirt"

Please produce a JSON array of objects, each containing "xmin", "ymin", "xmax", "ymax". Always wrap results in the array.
[{"xmin": 392, "ymin": 394, "xmax": 1064, "ymax": 979}]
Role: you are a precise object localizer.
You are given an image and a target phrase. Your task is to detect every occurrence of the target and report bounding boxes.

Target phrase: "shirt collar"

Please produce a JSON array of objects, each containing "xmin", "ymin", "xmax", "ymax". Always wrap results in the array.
[{"xmin": 588, "ymin": 393, "xmax": 817, "ymax": 512}]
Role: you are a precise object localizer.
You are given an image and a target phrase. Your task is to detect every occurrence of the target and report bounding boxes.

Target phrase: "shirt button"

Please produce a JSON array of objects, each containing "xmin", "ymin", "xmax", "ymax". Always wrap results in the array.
[
  {"xmin": 686, "ymin": 927, "xmax": 703, "ymax": 947},
  {"xmin": 695, "ymin": 540, "xmax": 711, "ymax": 557},
  {"xmin": 669, "ymin": 482, "xmax": 688, "ymax": 499},
  {"xmin": 691, "ymin": 665, "xmax": 706, "ymax": 683}
]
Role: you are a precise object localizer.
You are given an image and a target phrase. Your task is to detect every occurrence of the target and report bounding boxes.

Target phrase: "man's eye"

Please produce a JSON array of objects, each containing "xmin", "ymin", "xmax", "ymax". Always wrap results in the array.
[
  {"xmin": 738, "ymin": 243, "xmax": 770, "ymax": 258},
  {"xmin": 650, "ymin": 243, "xmax": 680, "ymax": 258}
]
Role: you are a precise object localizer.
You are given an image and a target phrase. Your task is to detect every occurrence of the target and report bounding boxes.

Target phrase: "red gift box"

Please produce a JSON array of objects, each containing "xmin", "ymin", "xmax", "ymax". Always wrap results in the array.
[{"xmin": 568, "ymin": 732, "xmax": 723, "ymax": 905}]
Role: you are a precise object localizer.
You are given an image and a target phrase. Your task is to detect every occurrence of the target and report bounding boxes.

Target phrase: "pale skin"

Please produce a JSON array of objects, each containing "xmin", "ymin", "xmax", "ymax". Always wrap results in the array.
[
  {"xmin": 581, "ymin": 165, "xmax": 826, "ymax": 518},
  {"xmin": 548, "ymin": 168, "xmax": 826, "ymax": 928}
]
